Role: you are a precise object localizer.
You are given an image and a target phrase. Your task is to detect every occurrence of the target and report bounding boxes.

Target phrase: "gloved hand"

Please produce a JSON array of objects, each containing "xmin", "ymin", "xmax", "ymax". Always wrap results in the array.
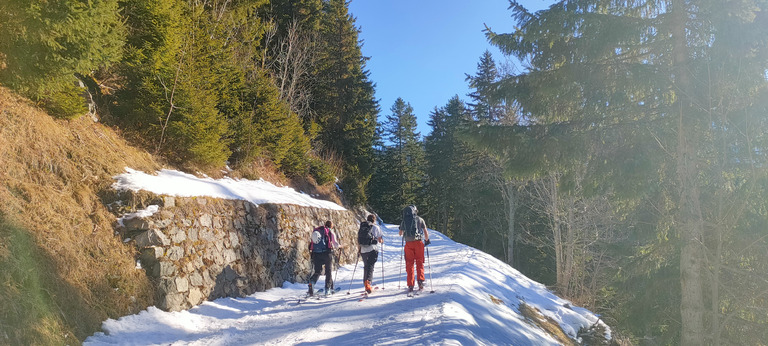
[{"xmin": 424, "ymin": 239, "xmax": 431, "ymax": 246}]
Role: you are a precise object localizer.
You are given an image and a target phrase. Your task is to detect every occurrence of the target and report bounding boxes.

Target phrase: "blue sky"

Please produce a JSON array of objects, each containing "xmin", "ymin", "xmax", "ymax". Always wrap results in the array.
[{"xmin": 348, "ymin": 0, "xmax": 551, "ymax": 137}]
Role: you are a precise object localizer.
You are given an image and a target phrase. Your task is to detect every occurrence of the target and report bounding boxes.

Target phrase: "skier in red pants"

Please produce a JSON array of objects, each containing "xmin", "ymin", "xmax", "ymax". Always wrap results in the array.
[{"xmin": 399, "ymin": 205, "xmax": 430, "ymax": 292}]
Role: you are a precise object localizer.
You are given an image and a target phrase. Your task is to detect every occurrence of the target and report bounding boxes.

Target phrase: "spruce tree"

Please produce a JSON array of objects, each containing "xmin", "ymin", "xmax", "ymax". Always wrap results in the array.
[
  {"xmin": 465, "ymin": 51, "xmax": 524, "ymax": 265},
  {"xmin": 465, "ymin": 50, "xmax": 504, "ymax": 123},
  {"xmin": 424, "ymin": 103, "xmax": 455, "ymax": 236},
  {"xmin": 465, "ymin": 0, "xmax": 768, "ymax": 343},
  {"xmin": 0, "ymin": 0, "xmax": 126, "ymax": 117},
  {"xmin": 111, "ymin": 0, "xmax": 232, "ymax": 168},
  {"xmin": 233, "ymin": 70, "xmax": 311, "ymax": 176},
  {"xmin": 311, "ymin": 0, "xmax": 378, "ymax": 205},
  {"xmin": 424, "ymin": 96, "xmax": 507, "ymax": 257},
  {"xmin": 370, "ymin": 98, "xmax": 425, "ymax": 220}
]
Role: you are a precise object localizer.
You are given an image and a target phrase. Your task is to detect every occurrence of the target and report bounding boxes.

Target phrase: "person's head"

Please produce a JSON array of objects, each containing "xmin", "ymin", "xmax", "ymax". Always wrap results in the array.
[
  {"xmin": 325, "ymin": 220, "xmax": 333, "ymax": 228},
  {"xmin": 367, "ymin": 214, "xmax": 376, "ymax": 223},
  {"xmin": 410, "ymin": 205, "xmax": 418, "ymax": 215}
]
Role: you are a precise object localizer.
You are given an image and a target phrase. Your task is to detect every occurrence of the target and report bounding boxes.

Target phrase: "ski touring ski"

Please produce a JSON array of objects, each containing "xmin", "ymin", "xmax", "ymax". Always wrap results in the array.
[
  {"xmin": 358, "ymin": 286, "xmax": 379, "ymax": 301},
  {"xmin": 406, "ymin": 286, "xmax": 429, "ymax": 298},
  {"xmin": 297, "ymin": 287, "xmax": 341, "ymax": 304}
]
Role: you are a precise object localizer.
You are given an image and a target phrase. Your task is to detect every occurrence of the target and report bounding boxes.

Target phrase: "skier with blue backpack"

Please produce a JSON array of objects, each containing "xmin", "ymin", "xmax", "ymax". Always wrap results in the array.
[
  {"xmin": 308, "ymin": 220, "xmax": 339, "ymax": 296},
  {"xmin": 398, "ymin": 205, "xmax": 430, "ymax": 293}
]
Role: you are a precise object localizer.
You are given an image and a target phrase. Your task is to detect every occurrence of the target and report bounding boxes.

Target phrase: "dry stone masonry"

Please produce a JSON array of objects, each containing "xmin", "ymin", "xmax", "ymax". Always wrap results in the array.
[{"xmin": 116, "ymin": 193, "xmax": 362, "ymax": 311}]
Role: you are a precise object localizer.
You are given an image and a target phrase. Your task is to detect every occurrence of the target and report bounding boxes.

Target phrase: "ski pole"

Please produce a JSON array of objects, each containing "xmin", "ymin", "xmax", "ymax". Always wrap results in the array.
[
  {"xmin": 334, "ymin": 248, "xmax": 344, "ymax": 288},
  {"xmin": 426, "ymin": 246, "xmax": 435, "ymax": 293},
  {"xmin": 346, "ymin": 252, "xmax": 360, "ymax": 295},
  {"xmin": 398, "ymin": 236, "xmax": 404, "ymax": 289},
  {"xmin": 380, "ymin": 242, "xmax": 385, "ymax": 289}
]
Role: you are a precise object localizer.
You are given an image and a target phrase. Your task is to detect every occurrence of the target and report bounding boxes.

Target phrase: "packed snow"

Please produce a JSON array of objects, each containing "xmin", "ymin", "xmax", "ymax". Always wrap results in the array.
[
  {"xmin": 112, "ymin": 168, "xmax": 345, "ymax": 211},
  {"xmin": 88, "ymin": 168, "xmax": 608, "ymax": 345}
]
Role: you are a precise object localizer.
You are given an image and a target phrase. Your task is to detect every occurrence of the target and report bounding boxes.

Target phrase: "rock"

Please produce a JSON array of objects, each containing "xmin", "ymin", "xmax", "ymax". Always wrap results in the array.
[
  {"xmin": 123, "ymin": 217, "xmax": 150, "ymax": 232},
  {"xmin": 188, "ymin": 228, "xmax": 198, "ymax": 242},
  {"xmin": 134, "ymin": 229, "xmax": 171, "ymax": 248},
  {"xmin": 154, "ymin": 218, "xmax": 172, "ymax": 229},
  {"xmin": 155, "ymin": 261, "xmax": 176, "ymax": 277},
  {"xmin": 189, "ymin": 272, "xmax": 204, "ymax": 287},
  {"xmin": 187, "ymin": 288, "xmax": 203, "ymax": 306},
  {"xmin": 223, "ymin": 249, "xmax": 237, "ymax": 263},
  {"xmin": 160, "ymin": 293, "xmax": 185, "ymax": 312},
  {"xmin": 199, "ymin": 229, "xmax": 216, "ymax": 242},
  {"xmin": 167, "ymin": 246, "xmax": 184, "ymax": 261},
  {"xmin": 158, "ymin": 277, "xmax": 177, "ymax": 294},
  {"xmin": 140, "ymin": 246, "xmax": 163, "ymax": 263},
  {"xmin": 123, "ymin": 195, "xmax": 361, "ymax": 312},
  {"xmin": 170, "ymin": 227, "xmax": 186, "ymax": 244},
  {"xmin": 175, "ymin": 276, "xmax": 189, "ymax": 292},
  {"xmin": 199, "ymin": 214, "xmax": 212, "ymax": 228},
  {"xmin": 230, "ymin": 233, "xmax": 240, "ymax": 248}
]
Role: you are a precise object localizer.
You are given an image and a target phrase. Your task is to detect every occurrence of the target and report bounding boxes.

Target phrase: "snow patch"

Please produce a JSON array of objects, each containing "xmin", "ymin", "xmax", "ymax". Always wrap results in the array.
[
  {"xmin": 86, "ymin": 224, "xmax": 609, "ymax": 345},
  {"xmin": 112, "ymin": 168, "xmax": 345, "ymax": 210}
]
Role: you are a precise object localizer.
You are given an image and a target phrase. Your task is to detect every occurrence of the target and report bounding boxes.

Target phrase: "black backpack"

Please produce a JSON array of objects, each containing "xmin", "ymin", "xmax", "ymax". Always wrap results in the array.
[
  {"xmin": 402, "ymin": 205, "xmax": 422, "ymax": 239},
  {"xmin": 357, "ymin": 221, "xmax": 377, "ymax": 246}
]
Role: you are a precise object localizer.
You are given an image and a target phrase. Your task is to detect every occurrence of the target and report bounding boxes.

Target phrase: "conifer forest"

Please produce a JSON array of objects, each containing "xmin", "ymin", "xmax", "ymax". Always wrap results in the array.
[{"xmin": 2, "ymin": 0, "xmax": 768, "ymax": 344}]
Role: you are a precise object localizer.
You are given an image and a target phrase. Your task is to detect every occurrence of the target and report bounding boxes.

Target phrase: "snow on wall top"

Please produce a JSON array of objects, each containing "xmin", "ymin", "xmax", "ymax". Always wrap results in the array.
[{"xmin": 112, "ymin": 168, "xmax": 346, "ymax": 211}]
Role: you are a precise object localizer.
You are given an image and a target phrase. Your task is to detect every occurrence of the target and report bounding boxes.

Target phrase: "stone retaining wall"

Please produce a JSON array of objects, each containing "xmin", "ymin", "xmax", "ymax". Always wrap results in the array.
[{"xmin": 118, "ymin": 195, "xmax": 361, "ymax": 311}]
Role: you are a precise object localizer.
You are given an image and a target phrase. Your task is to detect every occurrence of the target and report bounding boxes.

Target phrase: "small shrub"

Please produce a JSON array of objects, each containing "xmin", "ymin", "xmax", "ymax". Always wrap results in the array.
[
  {"xmin": 38, "ymin": 81, "xmax": 88, "ymax": 119},
  {"xmin": 309, "ymin": 156, "xmax": 335, "ymax": 185}
]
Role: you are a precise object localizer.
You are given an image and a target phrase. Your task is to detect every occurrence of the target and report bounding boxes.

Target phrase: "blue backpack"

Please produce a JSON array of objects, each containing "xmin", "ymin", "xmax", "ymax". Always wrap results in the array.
[{"xmin": 310, "ymin": 226, "xmax": 330, "ymax": 253}]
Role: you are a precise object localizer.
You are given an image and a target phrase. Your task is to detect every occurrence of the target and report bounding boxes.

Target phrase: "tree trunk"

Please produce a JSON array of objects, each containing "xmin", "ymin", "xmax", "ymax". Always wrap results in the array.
[
  {"xmin": 565, "ymin": 199, "xmax": 575, "ymax": 297},
  {"xmin": 506, "ymin": 180, "xmax": 516, "ymax": 266},
  {"xmin": 550, "ymin": 174, "xmax": 565, "ymax": 292},
  {"xmin": 677, "ymin": 129, "xmax": 706, "ymax": 346},
  {"xmin": 672, "ymin": 1, "xmax": 706, "ymax": 342}
]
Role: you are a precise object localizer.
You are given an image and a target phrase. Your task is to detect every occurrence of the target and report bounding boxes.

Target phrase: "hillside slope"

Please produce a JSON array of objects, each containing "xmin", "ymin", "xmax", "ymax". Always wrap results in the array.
[
  {"xmin": 85, "ymin": 222, "xmax": 609, "ymax": 345},
  {"xmin": 0, "ymin": 87, "xmax": 161, "ymax": 344}
]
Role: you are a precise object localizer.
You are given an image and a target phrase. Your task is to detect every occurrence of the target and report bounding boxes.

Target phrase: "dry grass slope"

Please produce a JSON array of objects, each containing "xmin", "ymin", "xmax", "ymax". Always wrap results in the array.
[
  {"xmin": 519, "ymin": 302, "xmax": 578, "ymax": 346},
  {"xmin": 0, "ymin": 87, "xmax": 160, "ymax": 344}
]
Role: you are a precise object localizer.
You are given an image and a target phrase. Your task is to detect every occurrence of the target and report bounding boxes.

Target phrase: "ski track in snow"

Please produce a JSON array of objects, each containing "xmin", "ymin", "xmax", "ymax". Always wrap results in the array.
[{"xmin": 85, "ymin": 224, "xmax": 605, "ymax": 345}]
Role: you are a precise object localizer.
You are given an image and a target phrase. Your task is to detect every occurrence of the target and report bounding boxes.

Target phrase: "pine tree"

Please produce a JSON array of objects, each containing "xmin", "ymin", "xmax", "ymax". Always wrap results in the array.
[
  {"xmin": 233, "ymin": 70, "xmax": 311, "ymax": 176},
  {"xmin": 369, "ymin": 98, "xmax": 425, "ymax": 220},
  {"xmin": 267, "ymin": 0, "xmax": 323, "ymax": 34},
  {"xmin": 466, "ymin": 0, "xmax": 768, "ymax": 343},
  {"xmin": 465, "ymin": 51, "xmax": 524, "ymax": 265},
  {"xmin": 311, "ymin": 0, "xmax": 378, "ymax": 205},
  {"xmin": 0, "ymin": 0, "xmax": 126, "ymax": 117},
  {"xmin": 424, "ymin": 96, "xmax": 507, "ymax": 257},
  {"xmin": 465, "ymin": 50, "xmax": 504, "ymax": 123},
  {"xmin": 424, "ymin": 103, "xmax": 455, "ymax": 237},
  {"xmin": 110, "ymin": 0, "xmax": 233, "ymax": 168}
]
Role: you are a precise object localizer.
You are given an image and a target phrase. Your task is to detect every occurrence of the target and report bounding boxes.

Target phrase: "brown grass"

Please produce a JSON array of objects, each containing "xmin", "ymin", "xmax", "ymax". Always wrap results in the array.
[
  {"xmin": 519, "ymin": 302, "xmax": 578, "ymax": 346},
  {"xmin": 0, "ymin": 87, "xmax": 158, "ymax": 343},
  {"xmin": 0, "ymin": 85, "xmax": 344, "ymax": 344},
  {"xmin": 229, "ymin": 157, "xmax": 289, "ymax": 184},
  {"xmin": 489, "ymin": 294, "xmax": 504, "ymax": 305}
]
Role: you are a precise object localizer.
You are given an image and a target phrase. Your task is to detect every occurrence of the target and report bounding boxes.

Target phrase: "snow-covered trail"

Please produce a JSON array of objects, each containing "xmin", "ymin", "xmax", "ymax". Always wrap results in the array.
[{"xmin": 85, "ymin": 224, "xmax": 603, "ymax": 345}]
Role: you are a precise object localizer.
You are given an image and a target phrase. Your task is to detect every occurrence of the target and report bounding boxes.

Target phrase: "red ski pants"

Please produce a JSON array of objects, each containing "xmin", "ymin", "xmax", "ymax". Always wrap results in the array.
[{"xmin": 404, "ymin": 240, "xmax": 425, "ymax": 287}]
